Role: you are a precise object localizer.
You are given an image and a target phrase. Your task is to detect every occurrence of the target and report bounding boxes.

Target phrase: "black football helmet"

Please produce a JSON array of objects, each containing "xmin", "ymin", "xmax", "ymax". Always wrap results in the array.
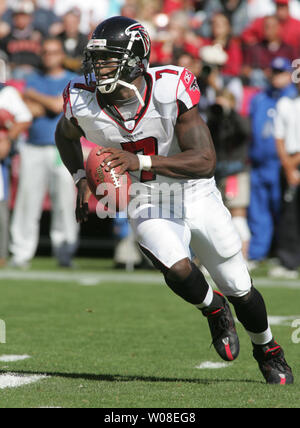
[{"xmin": 83, "ymin": 16, "xmax": 151, "ymax": 101}]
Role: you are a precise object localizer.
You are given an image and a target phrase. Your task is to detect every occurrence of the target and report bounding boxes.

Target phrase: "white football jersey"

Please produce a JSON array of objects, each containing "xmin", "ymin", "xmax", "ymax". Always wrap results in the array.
[
  {"xmin": 0, "ymin": 85, "xmax": 32, "ymax": 201},
  {"xmin": 63, "ymin": 65, "xmax": 215, "ymax": 197},
  {"xmin": 0, "ymin": 86, "xmax": 32, "ymax": 123}
]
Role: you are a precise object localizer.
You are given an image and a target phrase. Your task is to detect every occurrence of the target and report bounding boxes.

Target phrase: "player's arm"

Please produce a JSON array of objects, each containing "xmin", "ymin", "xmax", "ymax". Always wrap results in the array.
[
  {"xmin": 55, "ymin": 115, "xmax": 84, "ymax": 175},
  {"xmin": 55, "ymin": 115, "xmax": 91, "ymax": 222},
  {"xmin": 151, "ymin": 106, "xmax": 216, "ymax": 179},
  {"xmin": 99, "ymin": 106, "xmax": 216, "ymax": 179}
]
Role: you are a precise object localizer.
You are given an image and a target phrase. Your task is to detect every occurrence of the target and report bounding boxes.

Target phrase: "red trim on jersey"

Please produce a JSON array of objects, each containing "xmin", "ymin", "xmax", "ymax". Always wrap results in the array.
[
  {"xmin": 176, "ymin": 68, "xmax": 201, "ymax": 115},
  {"xmin": 63, "ymin": 81, "xmax": 77, "ymax": 120},
  {"xmin": 73, "ymin": 83, "xmax": 96, "ymax": 93},
  {"xmin": 63, "ymin": 81, "xmax": 71, "ymax": 116},
  {"xmin": 155, "ymin": 68, "xmax": 179, "ymax": 80}
]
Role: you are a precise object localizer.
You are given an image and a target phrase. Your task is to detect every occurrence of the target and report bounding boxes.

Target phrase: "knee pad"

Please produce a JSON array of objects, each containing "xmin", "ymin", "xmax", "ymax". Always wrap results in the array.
[
  {"xmin": 227, "ymin": 287, "xmax": 253, "ymax": 306},
  {"xmin": 166, "ymin": 258, "xmax": 192, "ymax": 283},
  {"xmin": 165, "ymin": 263, "xmax": 210, "ymax": 305}
]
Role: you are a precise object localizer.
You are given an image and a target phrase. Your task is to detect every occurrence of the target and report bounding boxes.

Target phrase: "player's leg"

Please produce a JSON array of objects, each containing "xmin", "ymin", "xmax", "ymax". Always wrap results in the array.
[
  {"xmin": 228, "ymin": 285, "xmax": 293, "ymax": 384},
  {"xmin": 132, "ymin": 213, "xmax": 211, "ymax": 304},
  {"xmin": 10, "ymin": 144, "xmax": 48, "ymax": 266},
  {"xmin": 131, "ymin": 213, "xmax": 237, "ymax": 361},
  {"xmin": 209, "ymin": 254, "xmax": 293, "ymax": 384},
  {"xmin": 48, "ymin": 148, "xmax": 79, "ymax": 267},
  {"xmin": 188, "ymin": 188, "xmax": 293, "ymax": 383}
]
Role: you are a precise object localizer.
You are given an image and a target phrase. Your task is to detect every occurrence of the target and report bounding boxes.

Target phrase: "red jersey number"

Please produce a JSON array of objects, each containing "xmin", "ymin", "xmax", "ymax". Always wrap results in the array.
[
  {"xmin": 121, "ymin": 137, "xmax": 158, "ymax": 182},
  {"xmin": 155, "ymin": 69, "xmax": 179, "ymax": 80}
]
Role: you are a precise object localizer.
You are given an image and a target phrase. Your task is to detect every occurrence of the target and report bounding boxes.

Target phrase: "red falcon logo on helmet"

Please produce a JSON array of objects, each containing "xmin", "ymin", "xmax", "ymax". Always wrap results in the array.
[{"xmin": 125, "ymin": 23, "xmax": 151, "ymax": 57}]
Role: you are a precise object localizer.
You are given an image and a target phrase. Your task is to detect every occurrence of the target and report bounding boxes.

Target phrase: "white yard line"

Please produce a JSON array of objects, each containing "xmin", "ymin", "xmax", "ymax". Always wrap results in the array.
[
  {"xmin": 234, "ymin": 315, "xmax": 300, "ymax": 327},
  {"xmin": 0, "ymin": 269, "xmax": 300, "ymax": 289},
  {"xmin": 195, "ymin": 361, "xmax": 232, "ymax": 369},
  {"xmin": 0, "ymin": 355, "xmax": 31, "ymax": 362},
  {"xmin": 0, "ymin": 373, "xmax": 46, "ymax": 390},
  {"xmin": 0, "ymin": 270, "xmax": 163, "ymax": 285}
]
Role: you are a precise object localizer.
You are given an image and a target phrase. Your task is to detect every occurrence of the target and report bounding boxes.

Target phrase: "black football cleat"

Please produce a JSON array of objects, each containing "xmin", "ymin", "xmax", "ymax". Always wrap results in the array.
[
  {"xmin": 202, "ymin": 291, "xmax": 240, "ymax": 361},
  {"xmin": 253, "ymin": 340, "xmax": 294, "ymax": 385}
]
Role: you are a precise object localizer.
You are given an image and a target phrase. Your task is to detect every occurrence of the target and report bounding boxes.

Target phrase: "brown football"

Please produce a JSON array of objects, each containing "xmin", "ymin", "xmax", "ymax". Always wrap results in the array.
[{"xmin": 86, "ymin": 146, "xmax": 132, "ymax": 213}]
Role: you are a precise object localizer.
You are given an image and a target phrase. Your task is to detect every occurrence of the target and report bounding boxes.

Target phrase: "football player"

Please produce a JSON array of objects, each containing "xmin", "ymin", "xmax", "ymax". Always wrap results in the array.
[{"xmin": 55, "ymin": 16, "xmax": 293, "ymax": 384}]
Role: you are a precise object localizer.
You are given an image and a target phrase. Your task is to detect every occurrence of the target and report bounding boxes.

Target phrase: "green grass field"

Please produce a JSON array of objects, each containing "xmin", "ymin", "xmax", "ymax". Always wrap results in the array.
[{"xmin": 0, "ymin": 258, "xmax": 299, "ymax": 409}]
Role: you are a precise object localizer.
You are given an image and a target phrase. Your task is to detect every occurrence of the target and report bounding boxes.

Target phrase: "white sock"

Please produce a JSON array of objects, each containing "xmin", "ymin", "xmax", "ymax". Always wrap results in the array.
[{"xmin": 247, "ymin": 327, "xmax": 273, "ymax": 345}]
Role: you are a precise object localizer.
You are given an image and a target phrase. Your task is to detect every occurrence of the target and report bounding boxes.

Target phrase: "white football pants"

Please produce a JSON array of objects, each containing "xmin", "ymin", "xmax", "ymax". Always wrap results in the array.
[
  {"xmin": 131, "ymin": 183, "xmax": 252, "ymax": 298},
  {"xmin": 10, "ymin": 144, "xmax": 79, "ymax": 263}
]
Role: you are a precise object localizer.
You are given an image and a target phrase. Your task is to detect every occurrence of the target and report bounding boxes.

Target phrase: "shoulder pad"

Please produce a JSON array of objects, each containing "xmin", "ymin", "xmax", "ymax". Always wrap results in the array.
[
  {"xmin": 70, "ymin": 76, "xmax": 96, "ymax": 94},
  {"xmin": 63, "ymin": 76, "xmax": 96, "ymax": 120},
  {"xmin": 151, "ymin": 66, "xmax": 184, "ymax": 104},
  {"xmin": 176, "ymin": 68, "xmax": 200, "ymax": 100}
]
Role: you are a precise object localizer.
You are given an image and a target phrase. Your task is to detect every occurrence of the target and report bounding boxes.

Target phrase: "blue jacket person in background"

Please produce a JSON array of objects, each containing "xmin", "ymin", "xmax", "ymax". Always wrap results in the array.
[{"xmin": 248, "ymin": 57, "xmax": 297, "ymax": 263}]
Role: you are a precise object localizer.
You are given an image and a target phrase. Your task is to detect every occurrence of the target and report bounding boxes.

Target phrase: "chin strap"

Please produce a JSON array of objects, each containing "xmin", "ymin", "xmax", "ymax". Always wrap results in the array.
[
  {"xmin": 98, "ymin": 79, "xmax": 145, "ymax": 108},
  {"xmin": 117, "ymin": 79, "xmax": 145, "ymax": 108}
]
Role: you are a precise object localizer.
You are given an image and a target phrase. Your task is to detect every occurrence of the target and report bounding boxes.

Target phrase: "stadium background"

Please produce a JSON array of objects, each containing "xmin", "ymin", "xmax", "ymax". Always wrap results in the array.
[{"xmin": 1, "ymin": 0, "xmax": 300, "ymax": 267}]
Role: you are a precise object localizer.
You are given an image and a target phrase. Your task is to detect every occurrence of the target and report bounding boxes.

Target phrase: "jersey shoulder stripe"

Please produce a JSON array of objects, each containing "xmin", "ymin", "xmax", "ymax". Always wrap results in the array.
[
  {"xmin": 176, "ymin": 68, "xmax": 201, "ymax": 109},
  {"xmin": 63, "ymin": 76, "xmax": 96, "ymax": 120},
  {"xmin": 149, "ymin": 65, "xmax": 200, "ymax": 111}
]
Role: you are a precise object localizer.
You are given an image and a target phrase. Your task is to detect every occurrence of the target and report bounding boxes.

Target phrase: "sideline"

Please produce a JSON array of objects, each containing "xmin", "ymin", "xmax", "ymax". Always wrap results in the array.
[{"xmin": 0, "ymin": 269, "xmax": 300, "ymax": 289}]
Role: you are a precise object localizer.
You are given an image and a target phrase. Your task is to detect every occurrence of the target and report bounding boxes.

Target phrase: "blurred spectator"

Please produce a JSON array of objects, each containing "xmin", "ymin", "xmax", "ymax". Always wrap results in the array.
[
  {"xmin": 247, "ymin": 0, "xmax": 300, "ymax": 21},
  {"xmin": 53, "ymin": 0, "xmax": 123, "ymax": 35},
  {"xmin": 196, "ymin": 43, "xmax": 243, "ymax": 118},
  {"xmin": 30, "ymin": 0, "xmax": 62, "ymax": 36},
  {"xmin": 247, "ymin": 57, "xmax": 297, "ymax": 266},
  {"xmin": 162, "ymin": 0, "xmax": 187, "ymax": 15},
  {"xmin": 247, "ymin": 0, "xmax": 275, "ymax": 21},
  {"xmin": 57, "ymin": 8, "xmax": 88, "ymax": 73},
  {"xmin": 2, "ymin": 0, "xmax": 62, "ymax": 36},
  {"xmin": 0, "ymin": 80, "xmax": 32, "ymax": 268},
  {"xmin": 137, "ymin": 0, "xmax": 162, "ymax": 39},
  {"xmin": 121, "ymin": 0, "xmax": 138, "ymax": 20},
  {"xmin": 0, "ymin": 0, "xmax": 10, "ymax": 38},
  {"xmin": 0, "ymin": 1, "xmax": 43, "ymax": 79},
  {"xmin": 150, "ymin": 10, "xmax": 202, "ymax": 66},
  {"xmin": 269, "ymin": 77, "xmax": 300, "ymax": 278},
  {"xmin": 243, "ymin": 15, "xmax": 295, "ymax": 88},
  {"xmin": 200, "ymin": 0, "xmax": 249, "ymax": 38},
  {"xmin": 10, "ymin": 38, "xmax": 79, "ymax": 268},
  {"xmin": 176, "ymin": 50, "xmax": 203, "ymax": 80},
  {"xmin": 242, "ymin": 0, "xmax": 300, "ymax": 51},
  {"xmin": 203, "ymin": 12, "xmax": 243, "ymax": 77},
  {"xmin": 207, "ymin": 89, "xmax": 251, "ymax": 259}
]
